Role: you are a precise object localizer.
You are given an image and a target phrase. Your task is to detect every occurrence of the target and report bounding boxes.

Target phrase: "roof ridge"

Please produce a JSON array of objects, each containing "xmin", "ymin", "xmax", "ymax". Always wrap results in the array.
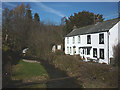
[
  {"xmin": 73, "ymin": 18, "xmax": 118, "ymax": 31},
  {"xmin": 66, "ymin": 18, "xmax": 119, "ymax": 37},
  {"xmin": 73, "ymin": 24, "xmax": 94, "ymax": 31}
]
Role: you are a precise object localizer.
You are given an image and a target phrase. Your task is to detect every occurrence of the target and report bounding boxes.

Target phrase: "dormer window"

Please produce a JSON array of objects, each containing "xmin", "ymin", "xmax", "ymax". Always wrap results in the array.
[
  {"xmin": 78, "ymin": 36, "xmax": 80, "ymax": 43},
  {"xmin": 99, "ymin": 33, "xmax": 104, "ymax": 44},
  {"xmin": 87, "ymin": 35, "xmax": 91, "ymax": 44},
  {"xmin": 73, "ymin": 36, "xmax": 75, "ymax": 44}
]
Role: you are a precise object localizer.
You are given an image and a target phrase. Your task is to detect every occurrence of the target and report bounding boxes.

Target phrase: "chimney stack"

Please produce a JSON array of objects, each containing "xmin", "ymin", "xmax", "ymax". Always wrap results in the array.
[{"xmin": 73, "ymin": 25, "xmax": 77, "ymax": 29}]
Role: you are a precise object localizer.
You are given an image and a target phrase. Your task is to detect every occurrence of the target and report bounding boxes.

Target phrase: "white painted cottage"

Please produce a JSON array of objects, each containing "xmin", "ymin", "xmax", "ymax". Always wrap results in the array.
[
  {"xmin": 52, "ymin": 44, "xmax": 62, "ymax": 52},
  {"xmin": 65, "ymin": 18, "xmax": 120, "ymax": 64}
]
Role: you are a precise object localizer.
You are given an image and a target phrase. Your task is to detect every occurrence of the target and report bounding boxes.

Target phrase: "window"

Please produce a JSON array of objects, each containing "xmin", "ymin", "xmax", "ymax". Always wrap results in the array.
[
  {"xmin": 87, "ymin": 48, "xmax": 91, "ymax": 55},
  {"xmin": 93, "ymin": 48, "xmax": 97, "ymax": 58},
  {"xmin": 70, "ymin": 47, "xmax": 71, "ymax": 53},
  {"xmin": 67, "ymin": 47, "xmax": 69, "ymax": 54},
  {"xmin": 67, "ymin": 37, "xmax": 69, "ymax": 44},
  {"xmin": 87, "ymin": 35, "xmax": 91, "ymax": 44},
  {"xmin": 78, "ymin": 47, "xmax": 80, "ymax": 54},
  {"xmin": 85, "ymin": 49, "xmax": 86, "ymax": 55},
  {"xmin": 73, "ymin": 37, "xmax": 75, "ymax": 44},
  {"xmin": 78, "ymin": 36, "xmax": 80, "ymax": 43},
  {"xmin": 100, "ymin": 49, "xmax": 104, "ymax": 59},
  {"xmin": 83, "ymin": 49, "xmax": 84, "ymax": 54},
  {"xmin": 81, "ymin": 49, "xmax": 83, "ymax": 54},
  {"xmin": 99, "ymin": 33, "xmax": 104, "ymax": 44}
]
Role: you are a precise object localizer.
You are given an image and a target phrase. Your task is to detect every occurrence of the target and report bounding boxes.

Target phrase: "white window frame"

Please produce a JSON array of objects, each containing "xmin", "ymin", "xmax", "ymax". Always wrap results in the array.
[
  {"xmin": 78, "ymin": 36, "xmax": 80, "ymax": 43},
  {"xmin": 78, "ymin": 47, "xmax": 80, "ymax": 54},
  {"xmin": 99, "ymin": 33, "xmax": 104, "ymax": 44},
  {"xmin": 67, "ymin": 47, "xmax": 69, "ymax": 54},
  {"xmin": 67, "ymin": 37, "xmax": 69, "ymax": 44},
  {"xmin": 93, "ymin": 48, "xmax": 97, "ymax": 58},
  {"xmin": 70, "ymin": 47, "xmax": 71, "ymax": 53},
  {"xmin": 73, "ymin": 36, "xmax": 75, "ymax": 44},
  {"xmin": 87, "ymin": 48, "xmax": 91, "ymax": 55},
  {"xmin": 100, "ymin": 49, "xmax": 104, "ymax": 59},
  {"xmin": 87, "ymin": 35, "xmax": 91, "ymax": 44}
]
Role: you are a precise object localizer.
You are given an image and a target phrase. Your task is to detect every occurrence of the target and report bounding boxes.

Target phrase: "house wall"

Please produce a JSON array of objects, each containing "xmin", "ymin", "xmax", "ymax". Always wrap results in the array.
[
  {"xmin": 57, "ymin": 45, "xmax": 62, "ymax": 50},
  {"xmin": 65, "ymin": 22, "xmax": 119, "ymax": 64},
  {"xmin": 65, "ymin": 32, "xmax": 109, "ymax": 64},
  {"xmin": 109, "ymin": 22, "xmax": 120, "ymax": 59},
  {"xmin": 118, "ymin": 22, "xmax": 120, "ymax": 43}
]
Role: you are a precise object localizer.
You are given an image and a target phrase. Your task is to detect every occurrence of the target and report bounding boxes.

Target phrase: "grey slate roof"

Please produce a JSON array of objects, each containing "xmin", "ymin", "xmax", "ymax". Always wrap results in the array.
[{"xmin": 66, "ymin": 18, "xmax": 119, "ymax": 37}]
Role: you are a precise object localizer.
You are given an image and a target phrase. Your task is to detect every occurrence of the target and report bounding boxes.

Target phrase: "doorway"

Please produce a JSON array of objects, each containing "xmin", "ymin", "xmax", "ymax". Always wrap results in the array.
[{"xmin": 73, "ymin": 46, "xmax": 76, "ymax": 55}]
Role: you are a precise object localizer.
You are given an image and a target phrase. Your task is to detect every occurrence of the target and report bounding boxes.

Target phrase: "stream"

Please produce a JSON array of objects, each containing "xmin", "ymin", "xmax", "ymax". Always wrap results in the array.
[
  {"xmin": 40, "ymin": 60, "xmax": 82, "ymax": 88},
  {"xmin": 3, "ymin": 59, "xmax": 82, "ymax": 88}
]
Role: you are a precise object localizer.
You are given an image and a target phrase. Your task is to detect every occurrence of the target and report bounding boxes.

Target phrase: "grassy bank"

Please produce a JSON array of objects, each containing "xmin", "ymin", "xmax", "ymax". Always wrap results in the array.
[{"xmin": 11, "ymin": 60, "xmax": 49, "ymax": 88}]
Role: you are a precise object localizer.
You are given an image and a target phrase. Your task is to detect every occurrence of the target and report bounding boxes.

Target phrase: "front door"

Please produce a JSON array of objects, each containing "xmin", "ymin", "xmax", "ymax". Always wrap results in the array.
[
  {"xmin": 82, "ymin": 48, "xmax": 86, "ymax": 59},
  {"xmin": 73, "ymin": 46, "xmax": 76, "ymax": 55}
]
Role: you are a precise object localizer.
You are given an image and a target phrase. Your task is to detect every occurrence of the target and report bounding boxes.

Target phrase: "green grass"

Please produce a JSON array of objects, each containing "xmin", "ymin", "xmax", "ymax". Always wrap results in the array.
[
  {"xmin": 12, "ymin": 60, "xmax": 49, "ymax": 81},
  {"xmin": 19, "ymin": 83, "xmax": 47, "ymax": 88}
]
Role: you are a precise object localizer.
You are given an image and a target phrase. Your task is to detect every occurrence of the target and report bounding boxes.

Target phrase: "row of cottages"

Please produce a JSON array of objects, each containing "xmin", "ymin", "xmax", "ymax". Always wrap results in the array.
[{"xmin": 65, "ymin": 18, "xmax": 120, "ymax": 64}]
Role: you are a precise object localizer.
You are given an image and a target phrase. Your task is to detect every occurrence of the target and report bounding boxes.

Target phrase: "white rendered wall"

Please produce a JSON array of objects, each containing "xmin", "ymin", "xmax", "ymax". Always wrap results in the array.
[
  {"xmin": 65, "ymin": 31, "xmax": 109, "ymax": 64},
  {"xmin": 57, "ymin": 45, "xmax": 62, "ymax": 50},
  {"xmin": 109, "ymin": 22, "xmax": 119, "ymax": 59}
]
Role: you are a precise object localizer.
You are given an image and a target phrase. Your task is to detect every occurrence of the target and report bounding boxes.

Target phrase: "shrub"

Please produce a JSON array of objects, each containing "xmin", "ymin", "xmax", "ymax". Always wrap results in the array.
[
  {"xmin": 55, "ymin": 50, "xmax": 64, "ymax": 55},
  {"xmin": 113, "ymin": 43, "xmax": 120, "ymax": 66},
  {"xmin": 48, "ymin": 54, "xmax": 80, "ymax": 74},
  {"xmin": 47, "ymin": 53, "xmax": 118, "ymax": 88},
  {"xmin": 77, "ymin": 61, "xmax": 118, "ymax": 88}
]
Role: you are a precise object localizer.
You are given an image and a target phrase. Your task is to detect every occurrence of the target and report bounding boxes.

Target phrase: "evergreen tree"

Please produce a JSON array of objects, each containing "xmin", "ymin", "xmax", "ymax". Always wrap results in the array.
[
  {"xmin": 34, "ymin": 13, "xmax": 40, "ymax": 23},
  {"xmin": 64, "ymin": 11, "xmax": 104, "ymax": 35},
  {"xmin": 26, "ymin": 9, "xmax": 32, "ymax": 20},
  {"xmin": 60, "ymin": 17, "xmax": 67, "ymax": 26},
  {"xmin": 25, "ymin": 4, "xmax": 32, "ymax": 20}
]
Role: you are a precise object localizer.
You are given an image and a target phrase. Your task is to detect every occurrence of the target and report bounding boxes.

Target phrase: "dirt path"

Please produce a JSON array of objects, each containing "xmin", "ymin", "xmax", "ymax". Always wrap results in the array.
[{"xmin": 22, "ymin": 59, "xmax": 40, "ymax": 63}]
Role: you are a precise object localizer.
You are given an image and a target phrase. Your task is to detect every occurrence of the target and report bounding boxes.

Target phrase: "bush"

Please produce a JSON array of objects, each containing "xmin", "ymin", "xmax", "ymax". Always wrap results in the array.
[
  {"xmin": 48, "ymin": 54, "xmax": 80, "ymax": 76},
  {"xmin": 113, "ymin": 43, "xmax": 120, "ymax": 65},
  {"xmin": 55, "ymin": 50, "xmax": 64, "ymax": 55},
  {"xmin": 47, "ymin": 53, "xmax": 118, "ymax": 88},
  {"xmin": 77, "ymin": 61, "xmax": 118, "ymax": 88}
]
